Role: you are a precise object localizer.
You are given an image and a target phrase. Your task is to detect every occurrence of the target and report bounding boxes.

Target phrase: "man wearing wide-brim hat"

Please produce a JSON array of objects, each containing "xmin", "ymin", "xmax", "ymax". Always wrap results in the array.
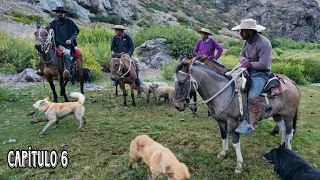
[
  {"xmin": 193, "ymin": 27, "xmax": 223, "ymax": 62},
  {"xmin": 48, "ymin": 6, "xmax": 79, "ymax": 79},
  {"xmin": 231, "ymin": 18, "xmax": 272, "ymax": 135},
  {"xmin": 110, "ymin": 25, "xmax": 142, "ymax": 85}
]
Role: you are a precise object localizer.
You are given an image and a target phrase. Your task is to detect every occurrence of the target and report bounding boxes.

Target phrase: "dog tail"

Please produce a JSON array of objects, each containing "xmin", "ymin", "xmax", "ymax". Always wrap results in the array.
[{"xmin": 70, "ymin": 92, "xmax": 85, "ymax": 105}]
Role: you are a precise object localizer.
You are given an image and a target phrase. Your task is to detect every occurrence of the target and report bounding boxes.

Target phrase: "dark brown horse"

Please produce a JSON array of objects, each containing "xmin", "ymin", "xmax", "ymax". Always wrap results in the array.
[
  {"xmin": 34, "ymin": 26, "xmax": 84, "ymax": 102},
  {"xmin": 110, "ymin": 53, "xmax": 137, "ymax": 107}
]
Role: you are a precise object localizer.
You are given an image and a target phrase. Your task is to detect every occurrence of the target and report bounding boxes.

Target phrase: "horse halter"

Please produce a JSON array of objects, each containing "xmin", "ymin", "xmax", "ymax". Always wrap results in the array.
[
  {"xmin": 36, "ymin": 28, "xmax": 55, "ymax": 55},
  {"xmin": 110, "ymin": 54, "xmax": 133, "ymax": 79},
  {"xmin": 174, "ymin": 70, "xmax": 198, "ymax": 102}
]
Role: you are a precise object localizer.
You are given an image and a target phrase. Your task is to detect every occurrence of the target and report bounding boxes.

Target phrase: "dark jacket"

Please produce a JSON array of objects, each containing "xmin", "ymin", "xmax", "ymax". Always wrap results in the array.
[
  {"xmin": 111, "ymin": 33, "xmax": 134, "ymax": 58},
  {"xmin": 48, "ymin": 17, "xmax": 79, "ymax": 50}
]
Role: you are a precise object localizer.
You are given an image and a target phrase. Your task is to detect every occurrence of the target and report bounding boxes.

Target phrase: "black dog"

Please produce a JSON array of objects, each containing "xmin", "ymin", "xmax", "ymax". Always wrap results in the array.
[
  {"xmin": 71, "ymin": 68, "xmax": 92, "ymax": 85},
  {"xmin": 262, "ymin": 143, "xmax": 320, "ymax": 180}
]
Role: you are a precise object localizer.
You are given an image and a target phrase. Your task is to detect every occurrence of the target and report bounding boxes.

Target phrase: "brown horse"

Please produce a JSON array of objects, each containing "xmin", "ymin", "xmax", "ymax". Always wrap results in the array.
[
  {"xmin": 34, "ymin": 26, "xmax": 84, "ymax": 102},
  {"xmin": 173, "ymin": 58, "xmax": 301, "ymax": 173},
  {"xmin": 110, "ymin": 53, "xmax": 137, "ymax": 107}
]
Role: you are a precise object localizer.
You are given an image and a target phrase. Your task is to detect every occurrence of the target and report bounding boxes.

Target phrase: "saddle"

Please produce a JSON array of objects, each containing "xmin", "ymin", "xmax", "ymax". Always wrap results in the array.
[
  {"xmin": 263, "ymin": 74, "xmax": 288, "ymax": 97},
  {"xmin": 55, "ymin": 46, "xmax": 82, "ymax": 57}
]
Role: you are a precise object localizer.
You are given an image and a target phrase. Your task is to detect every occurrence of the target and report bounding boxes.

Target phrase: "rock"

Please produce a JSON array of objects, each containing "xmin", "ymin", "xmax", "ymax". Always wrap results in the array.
[
  {"xmin": 8, "ymin": 139, "xmax": 16, "ymax": 143},
  {"xmin": 64, "ymin": 0, "xmax": 92, "ymax": 22},
  {"xmin": 291, "ymin": 26, "xmax": 315, "ymax": 42},
  {"xmin": 231, "ymin": 0, "xmax": 320, "ymax": 42},
  {"xmin": 18, "ymin": 68, "xmax": 41, "ymax": 82},
  {"xmin": 136, "ymin": 38, "xmax": 173, "ymax": 69},
  {"xmin": 311, "ymin": 83, "xmax": 320, "ymax": 88}
]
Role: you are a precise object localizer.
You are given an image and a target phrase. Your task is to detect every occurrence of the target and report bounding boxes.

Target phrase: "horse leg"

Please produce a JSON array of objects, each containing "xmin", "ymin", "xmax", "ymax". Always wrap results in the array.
[
  {"xmin": 130, "ymin": 83, "xmax": 136, "ymax": 107},
  {"xmin": 115, "ymin": 83, "xmax": 119, "ymax": 96},
  {"xmin": 217, "ymin": 122, "xmax": 229, "ymax": 159},
  {"xmin": 59, "ymin": 75, "xmax": 69, "ymax": 102},
  {"xmin": 284, "ymin": 118, "xmax": 294, "ymax": 150},
  {"xmin": 273, "ymin": 115, "xmax": 286, "ymax": 144},
  {"xmin": 79, "ymin": 69, "xmax": 84, "ymax": 94},
  {"xmin": 270, "ymin": 124, "xmax": 279, "ymax": 136},
  {"xmin": 120, "ymin": 82, "xmax": 127, "ymax": 107},
  {"xmin": 47, "ymin": 79, "xmax": 58, "ymax": 102},
  {"xmin": 229, "ymin": 119, "xmax": 243, "ymax": 173}
]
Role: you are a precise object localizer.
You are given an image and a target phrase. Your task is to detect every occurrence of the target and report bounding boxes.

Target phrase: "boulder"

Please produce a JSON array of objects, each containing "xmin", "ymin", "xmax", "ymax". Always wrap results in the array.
[
  {"xmin": 18, "ymin": 68, "xmax": 41, "ymax": 82},
  {"xmin": 291, "ymin": 26, "xmax": 315, "ymax": 42},
  {"xmin": 136, "ymin": 38, "xmax": 173, "ymax": 69}
]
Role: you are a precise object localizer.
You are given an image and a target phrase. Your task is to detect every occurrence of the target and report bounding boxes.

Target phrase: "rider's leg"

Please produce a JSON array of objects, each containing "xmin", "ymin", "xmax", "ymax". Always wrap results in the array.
[
  {"xmin": 235, "ymin": 71, "xmax": 269, "ymax": 135},
  {"xmin": 63, "ymin": 48, "xmax": 72, "ymax": 79}
]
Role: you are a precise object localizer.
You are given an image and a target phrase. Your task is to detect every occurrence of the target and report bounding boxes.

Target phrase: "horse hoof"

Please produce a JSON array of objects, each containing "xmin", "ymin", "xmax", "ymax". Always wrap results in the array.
[
  {"xmin": 76, "ymin": 128, "xmax": 81, "ymax": 131},
  {"xmin": 235, "ymin": 167, "xmax": 243, "ymax": 173},
  {"xmin": 124, "ymin": 106, "xmax": 128, "ymax": 108},
  {"xmin": 218, "ymin": 151, "xmax": 228, "ymax": 159}
]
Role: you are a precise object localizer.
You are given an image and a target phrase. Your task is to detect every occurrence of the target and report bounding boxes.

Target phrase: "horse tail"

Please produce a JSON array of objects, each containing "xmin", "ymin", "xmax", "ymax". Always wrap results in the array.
[
  {"xmin": 292, "ymin": 108, "xmax": 298, "ymax": 135},
  {"xmin": 70, "ymin": 92, "xmax": 85, "ymax": 105}
]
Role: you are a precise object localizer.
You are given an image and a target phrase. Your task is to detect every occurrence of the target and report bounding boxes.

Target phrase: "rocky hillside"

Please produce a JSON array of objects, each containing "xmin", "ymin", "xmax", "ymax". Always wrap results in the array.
[{"xmin": 1, "ymin": 0, "xmax": 320, "ymax": 42}]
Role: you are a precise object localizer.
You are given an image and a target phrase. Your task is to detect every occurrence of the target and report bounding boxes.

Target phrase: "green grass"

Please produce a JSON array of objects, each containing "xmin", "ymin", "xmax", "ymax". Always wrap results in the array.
[{"xmin": 0, "ymin": 74, "xmax": 319, "ymax": 179}]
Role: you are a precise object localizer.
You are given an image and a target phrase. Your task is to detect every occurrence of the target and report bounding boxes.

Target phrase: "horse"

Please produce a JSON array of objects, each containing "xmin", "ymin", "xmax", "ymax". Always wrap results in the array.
[
  {"xmin": 110, "ymin": 53, "xmax": 138, "ymax": 107},
  {"xmin": 34, "ymin": 25, "xmax": 84, "ymax": 102},
  {"xmin": 173, "ymin": 58, "xmax": 301, "ymax": 173}
]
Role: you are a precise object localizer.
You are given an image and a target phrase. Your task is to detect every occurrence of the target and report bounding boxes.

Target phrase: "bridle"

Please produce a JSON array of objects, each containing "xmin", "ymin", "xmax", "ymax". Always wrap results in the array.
[
  {"xmin": 110, "ymin": 53, "xmax": 133, "ymax": 79},
  {"xmin": 36, "ymin": 28, "xmax": 56, "ymax": 63}
]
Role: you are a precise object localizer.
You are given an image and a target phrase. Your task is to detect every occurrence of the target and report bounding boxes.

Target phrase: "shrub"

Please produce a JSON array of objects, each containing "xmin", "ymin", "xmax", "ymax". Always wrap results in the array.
[
  {"xmin": 10, "ymin": 11, "xmax": 44, "ymax": 25},
  {"xmin": 147, "ymin": 2, "xmax": 169, "ymax": 13},
  {"xmin": 272, "ymin": 62, "xmax": 306, "ymax": 85},
  {"xmin": 224, "ymin": 46, "xmax": 241, "ymax": 56},
  {"xmin": 271, "ymin": 38, "xmax": 319, "ymax": 50},
  {"xmin": 0, "ymin": 31, "xmax": 39, "ymax": 72},
  {"xmin": 161, "ymin": 59, "xmax": 180, "ymax": 80},
  {"xmin": 228, "ymin": 40, "xmax": 242, "ymax": 48},
  {"xmin": 133, "ymin": 25, "xmax": 199, "ymax": 58},
  {"xmin": 77, "ymin": 27, "xmax": 114, "ymax": 44},
  {"xmin": 218, "ymin": 55, "xmax": 238, "ymax": 69},
  {"xmin": 177, "ymin": 16, "xmax": 187, "ymax": 23},
  {"xmin": 90, "ymin": 15, "xmax": 132, "ymax": 25},
  {"xmin": 0, "ymin": 63, "xmax": 16, "ymax": 74}
]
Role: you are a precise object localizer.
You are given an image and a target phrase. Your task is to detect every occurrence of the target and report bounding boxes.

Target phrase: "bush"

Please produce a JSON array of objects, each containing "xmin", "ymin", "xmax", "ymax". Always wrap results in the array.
[
  {"xmin": 161, "ymin": 59, "xmax": 180, "ymax": 80},
  {"xmin": 90, "ymin": 15, "xmax": 132, "ymax": 25},
  {"xmin": 271, "ymin": 38, "xmax": 319, "ymax": 50},
  {"xmin": 147, "ymin": 2, "xmax": 169, "ymax": 13},
  {"xmin": 272, "ymin": 62, "xmax": 306, "ymax": 85},
  {"xmin": 176, "ymin": 16, "xmax": 187, "ymax": 23},
  {"xmin": 224, "ymin": 46, "xmax": 241, "ymax": 56},
  {"xmin": 218, "ymin": 55, "xmax": 238, "ymax": 69},
  {"xmin": 0, "ymin": 63, "xmax": 16, "ymax": 74},
  {"xmin": 0, "ymin": 31, "xmax": 39, "ymax": 72},
  {"xmin": 10, "ymin": 11, "xmax": 44, "ymax": 25},
  {"xmin": 133, "ymin": 25, "xmax": 199, "ymax": 58}
]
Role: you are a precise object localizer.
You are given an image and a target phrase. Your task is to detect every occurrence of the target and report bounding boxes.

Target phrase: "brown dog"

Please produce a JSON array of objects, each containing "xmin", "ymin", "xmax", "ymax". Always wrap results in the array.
[
  {"xmin": 128, "ymin": 135, "xmax": 190, "ymax": 180},
  {"xmin": 33, "ymin": 92, "xmax": 86, "ymax": 137}
]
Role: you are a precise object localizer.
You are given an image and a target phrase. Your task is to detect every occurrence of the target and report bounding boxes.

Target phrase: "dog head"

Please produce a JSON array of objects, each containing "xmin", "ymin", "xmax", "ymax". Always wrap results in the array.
[
  {"xmin": 262, "ymin": 143, "xmax": 286, "ymax": 164},
  {"xmin": 33, "ymin": 96, "xmax": 51, "ymax": 112},
  {"xmin": 166, "ymin": 163, "xmax": 190, "ymax": 180}
]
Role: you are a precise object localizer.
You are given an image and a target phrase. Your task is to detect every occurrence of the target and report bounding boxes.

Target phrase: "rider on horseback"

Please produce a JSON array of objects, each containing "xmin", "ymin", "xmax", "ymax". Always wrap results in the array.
[
  {"xmin": 110, "ymin": 25, "xmax": 143, "ymax": 86},
  {"xmin": 231, "ymin": 19, "xmax": 272, "ymax": 135},
  {"xmin": 193, "ymin": 28, "xmax": 223, "ymax": 63},
  {"xmin": 48, "ymin": 6, "xmax": 79, "ymax": 79}
]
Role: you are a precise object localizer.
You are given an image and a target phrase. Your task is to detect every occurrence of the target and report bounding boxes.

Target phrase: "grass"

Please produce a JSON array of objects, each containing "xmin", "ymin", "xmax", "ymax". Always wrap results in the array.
[{"xmin": 0, "ymin": 74, "xmax": 319, "ymax": 179}]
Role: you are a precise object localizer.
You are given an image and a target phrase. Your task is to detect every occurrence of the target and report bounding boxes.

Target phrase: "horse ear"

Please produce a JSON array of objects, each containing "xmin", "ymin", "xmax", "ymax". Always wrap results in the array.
[
  {"xmin": 36, "ymin": 22, "xmax": 41, "ymax": 30},
  {"xmin": 179, "ymin": 54, "xmax": 184, "ymax": 61}
]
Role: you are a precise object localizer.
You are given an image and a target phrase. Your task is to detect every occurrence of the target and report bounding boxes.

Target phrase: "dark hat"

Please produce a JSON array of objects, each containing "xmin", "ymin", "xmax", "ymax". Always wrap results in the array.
[{"xmin": 52, "ymin": 6, "xmax": 69, "ymax": 12}]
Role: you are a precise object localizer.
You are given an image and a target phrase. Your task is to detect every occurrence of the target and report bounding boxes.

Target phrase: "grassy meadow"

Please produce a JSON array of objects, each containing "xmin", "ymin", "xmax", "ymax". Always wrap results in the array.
[
  {"xmin": 0, "ymin": 75, "xmax": 320, "ymax": 179},
  {"xmin": 1, "ymin": 24, "xmax": 320, "ymax": 179}
]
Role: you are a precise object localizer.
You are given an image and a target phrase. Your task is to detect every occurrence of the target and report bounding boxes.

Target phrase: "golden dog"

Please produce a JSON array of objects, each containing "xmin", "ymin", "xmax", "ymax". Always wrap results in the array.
[
  {"xmin": 33, "ymin": 92, "xmax": 86, "ymax": 137},
  {"xmin": 128, "ymin": 135, "xmax": 190, "ymax": 180}
]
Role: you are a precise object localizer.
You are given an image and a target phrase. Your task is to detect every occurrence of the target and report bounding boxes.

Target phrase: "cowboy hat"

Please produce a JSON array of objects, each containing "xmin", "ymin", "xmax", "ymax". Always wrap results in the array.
[
  {"xmin": 231, "ymin": 18, "xmax": 266, "ymax": 31},
  {"xmin": 111, "ymin": 25, "xmax": 127, "ymax": 30},
  {"xmin": 52, "ymin": 6, "xmax": 69, "ymax": 12},
  {"xmin": 196, "ymin": 28, "xmax": 213, "ymax": 35}
]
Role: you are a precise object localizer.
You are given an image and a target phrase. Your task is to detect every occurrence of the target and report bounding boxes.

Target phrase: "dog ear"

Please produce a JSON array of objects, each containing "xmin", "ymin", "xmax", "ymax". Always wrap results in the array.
[
  {"xmin": 44, "ymin": 96, "xmax": 51, "ymax": 101},
  {"xmin": 165, "ymin": 166, "xmax": 174, "ymax": 178}
]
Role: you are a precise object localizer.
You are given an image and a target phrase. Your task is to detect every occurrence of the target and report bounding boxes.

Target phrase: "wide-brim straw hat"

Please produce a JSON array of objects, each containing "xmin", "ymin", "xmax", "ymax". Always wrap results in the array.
[
  {"xmin": 52, "ymin": 6, "xmax": 69, "ymax": 12},
  {"xmin": 231, "ymin": 18, "xmax": 266, "ymax": 32},
  {"xmin": 111, "ymin": 25, "xmax": 127, "ymax": 30},
  {"xmin": 196, "ymin": 28, "xmax": 213, "ymax": 35}
]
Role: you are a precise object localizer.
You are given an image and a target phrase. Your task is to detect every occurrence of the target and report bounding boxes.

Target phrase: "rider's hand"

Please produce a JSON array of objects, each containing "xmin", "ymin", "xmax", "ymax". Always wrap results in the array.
[
  {"xmin": 241, "ymin": 59, "xmax": 252, "ymax": 68},
  {"xmin": 202, "ymin": 54, "xmax": 208, "ymax": 59},
  {"xmin": 66, "ymin": 40, "xmax": 71, "ymax": 45}
]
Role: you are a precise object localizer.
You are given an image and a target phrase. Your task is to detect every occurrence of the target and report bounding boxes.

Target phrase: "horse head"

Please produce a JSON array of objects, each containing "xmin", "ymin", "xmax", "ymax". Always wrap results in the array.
[
  {"xmin": 110, "ymin": 57, "xmax": 122, "ymax": 81},
  {"xmin": 34, "ymin": 24, "xmax": 53, "ymax": 54},
  {"xmin": 173, "ymin": 57, "xmax": 195, "ymax": 111}
]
